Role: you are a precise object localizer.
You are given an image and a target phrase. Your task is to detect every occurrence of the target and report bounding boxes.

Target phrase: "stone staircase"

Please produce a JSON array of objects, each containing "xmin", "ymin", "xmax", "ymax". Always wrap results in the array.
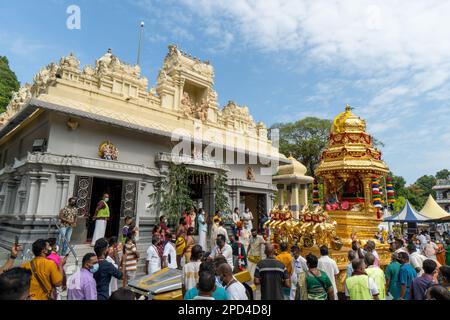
[{"xmin": 64, "ymin": 242, "xmax": 151, "ymax": 278}]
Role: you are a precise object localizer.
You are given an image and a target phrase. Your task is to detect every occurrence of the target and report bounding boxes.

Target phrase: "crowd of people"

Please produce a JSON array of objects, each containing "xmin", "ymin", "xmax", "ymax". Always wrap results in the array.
[
  {"xmin": 0, "ymin": 214, "xmax": 142, "ymax": 300},
  {"xmin": 1, "ymin": 201, "xmax": 450, "ymax": 301}
]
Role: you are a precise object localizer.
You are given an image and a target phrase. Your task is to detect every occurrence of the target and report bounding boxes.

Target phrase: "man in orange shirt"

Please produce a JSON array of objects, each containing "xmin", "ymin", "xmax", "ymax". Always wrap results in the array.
[
  {"xmin": 276, "ymin": 242, "xmax": 293, "ymax": 299},
  {"xmin": 21, "ymin": 239, "xmax": 66, "ymax": 300}
]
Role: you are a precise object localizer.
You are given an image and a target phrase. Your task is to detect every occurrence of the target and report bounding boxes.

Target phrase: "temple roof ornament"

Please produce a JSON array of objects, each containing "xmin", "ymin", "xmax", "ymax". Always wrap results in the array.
[
  {"xmin": 0, "ymin": 84, "xmax": 32, "ymax": 126},
  {"xmin": 273, "ymin": 156, "xmax": 314, "ymax": 184},
  {"xmin": 160, "ymin": 44, "xmax": 214, "ymax": 82},
  {"xmin": 0, "ymin": 46, "xmax": 271, "ymax": 149},
  {"xmin": 331, "ymin": 104, "xmax": 366, "ymax": 134},
  {"xmin": 315, "ymin": 104, "xmax": 389, "ymax": 177}
]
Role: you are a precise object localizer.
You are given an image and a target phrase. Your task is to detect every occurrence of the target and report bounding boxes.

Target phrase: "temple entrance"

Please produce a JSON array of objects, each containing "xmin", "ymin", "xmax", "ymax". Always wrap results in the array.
[
  {"xmin": 189, "ymin": 172, "xmax": 213, "ymax": 214},
  {"xmin": 240, "ymin": 193, "xmax": 267, "ymax": 230},
  {"xmin": 86, "ymin": 177, "xmax": 123, "ymax": 241}
]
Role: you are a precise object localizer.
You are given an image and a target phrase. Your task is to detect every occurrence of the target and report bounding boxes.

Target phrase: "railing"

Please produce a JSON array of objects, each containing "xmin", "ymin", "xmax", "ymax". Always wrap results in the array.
[
  {"xmin": 43, "ymin": 217, "xmax": 79, "ymax": 267},
  {"xmin": 436, "ymin": 179, "xmax": 450, "ymax": 186}
]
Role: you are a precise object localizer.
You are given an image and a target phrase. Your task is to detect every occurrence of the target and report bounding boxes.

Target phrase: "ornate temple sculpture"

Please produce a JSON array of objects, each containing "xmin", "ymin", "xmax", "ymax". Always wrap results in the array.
[
  {"xmin": 272, "ymin": 156, "xmax": 314, "ymax": 218},
  {"xmin": 315, "ymin": 105, "xmax": 390, "ymax": 244},
  {"xmin": 0, "ymin": 45, "xmax": 276, "ymax": 163},
  {"xmin": 98, "ymin": 141, "xmax": 119, "ymax": 161},
  {"xmin": 264, "ymin": 204, "xmax": 343, "ymax": 253}
]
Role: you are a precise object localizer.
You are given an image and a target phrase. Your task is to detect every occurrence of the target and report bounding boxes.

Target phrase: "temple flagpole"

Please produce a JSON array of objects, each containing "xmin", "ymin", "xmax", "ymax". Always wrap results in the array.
[{"xmin": 137, "ymin": 21, "xmax": 145, "ymax": 66}]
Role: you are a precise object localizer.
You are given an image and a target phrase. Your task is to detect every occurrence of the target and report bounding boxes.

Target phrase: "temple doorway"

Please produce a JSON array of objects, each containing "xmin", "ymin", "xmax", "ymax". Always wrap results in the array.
[
  {"xmin": 188, "ymin": 171, "xmax": 213, "ymax": 230},
  {"xmin": 86, "ymin": 177, "xmax": 123, "ymax": 241},
  {"xmin": 240, "ymin": 193, "xmax": 267, "ymax": 230}
]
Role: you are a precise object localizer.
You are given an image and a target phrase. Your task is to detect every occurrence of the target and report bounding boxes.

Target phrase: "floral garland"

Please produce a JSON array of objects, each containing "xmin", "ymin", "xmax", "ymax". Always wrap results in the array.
[
  {"xmin": 371, "ymin": 176, "xmax": 383, "ymax": 209},
  {"xmin": 313, "ymin": 180, "xmax": 321, "ymax": 205},
  {"xmin": 379, "ymin": 183, "xmax": 385, "ymax": 206},
  {"xmin": 386, "ymin": 177, "xmax": 396, "ymax": 204},
  {"xmin": 329, "ymin": 132, "xmax": 372, "ymax": 145}
]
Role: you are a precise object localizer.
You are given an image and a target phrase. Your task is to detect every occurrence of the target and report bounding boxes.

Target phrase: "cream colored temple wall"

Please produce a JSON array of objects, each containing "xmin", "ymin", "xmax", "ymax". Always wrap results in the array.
[
  {"xmin": 47, "ymin": 113, "xmax": 169, "ymax": 167},
  {"xmin": 0, "ymin": 45, "xmax": 287, "ymax": 248}
]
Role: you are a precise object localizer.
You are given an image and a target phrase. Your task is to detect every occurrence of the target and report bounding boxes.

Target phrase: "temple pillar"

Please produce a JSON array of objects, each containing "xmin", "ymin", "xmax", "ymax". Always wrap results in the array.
[
  {"xmin": 277, "ymin": 184, "xmax": 285, "ymax": 206},
  {"xmin": 362, "ymin": 175, "xmax": 372, "ymax": 214},
  {"xmin": 56, "ymin": 174, "xmax": 71, "ymax": 210},
  {"xmin": 299, "ymin": 184, "xmax": 308, "ymax": 206},
  {"xmin": 4, "ymin": 178, "xmax": 20, "ymax": 214},
  {"xmin": 290, "ymin": 183, "xmax": 300, "ymax": 219}
]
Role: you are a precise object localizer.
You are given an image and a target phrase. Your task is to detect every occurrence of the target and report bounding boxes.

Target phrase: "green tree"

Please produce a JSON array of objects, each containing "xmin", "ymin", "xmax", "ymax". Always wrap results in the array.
[
  {"xmin": 214, "ymin": 170, "xmax": 230, "ymax": 214},
  {"xmin": 415, "ymin": 175, "xmax": 436, "ymax": 199},
  {"xmin": 388, "ymin": 172, "xmax": 436, "ymax": 211},
  {"xmin": 389, "ymin": 173, "xmax": 407, "ymax": 197},
  {"xmin": 0, "ymin": 56, "xmax": 20, "ymax": 113},
  {"xmin": 436, "ymin": 169, "xmax": 450, "ymax": 180},
  {"xmin": 271, "ymin": 117, "xmax": 332, "ymax": 176},
  {"xmin": 404, "ymin": 184, "xmax": 426, "ymax": 209},
  {"xmin": 149, "ymin": 163, "xmax": 194, "ymax": 224},
  {"xmin": 393, "ymin": 196, "xmax": 406, "ymax": 213}
]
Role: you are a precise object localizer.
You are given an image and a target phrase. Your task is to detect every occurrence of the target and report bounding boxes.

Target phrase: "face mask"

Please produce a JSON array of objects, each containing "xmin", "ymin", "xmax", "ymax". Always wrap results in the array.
[
  {"xmin": 55, "ymin": 245, "xmax": 60, "ymax": 253},
  {"xmin": 104, "ymin": 198, "xmax": 109, "ymax": 202},
  {"xmin": 90, "ymin": 263, "xmax": 99, "ymax": 273}
]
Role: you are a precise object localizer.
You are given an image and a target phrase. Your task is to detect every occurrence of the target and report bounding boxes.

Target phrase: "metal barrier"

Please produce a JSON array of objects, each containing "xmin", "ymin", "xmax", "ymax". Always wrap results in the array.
[{"xmin": 43, "ymin": 217, "xmax": 79, "ymax": 267}]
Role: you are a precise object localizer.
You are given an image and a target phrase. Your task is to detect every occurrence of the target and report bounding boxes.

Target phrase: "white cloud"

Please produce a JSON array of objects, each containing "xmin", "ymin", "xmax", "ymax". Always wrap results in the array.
[{"xmin": 130, "ymin": 0, "xmax": 450, "ymax": 183}]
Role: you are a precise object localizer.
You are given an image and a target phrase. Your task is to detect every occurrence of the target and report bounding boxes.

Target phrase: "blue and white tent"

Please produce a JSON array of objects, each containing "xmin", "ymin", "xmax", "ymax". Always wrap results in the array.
[{"xmin": 384, "ymin": 200, "xmax": 429, "ymax": 222}]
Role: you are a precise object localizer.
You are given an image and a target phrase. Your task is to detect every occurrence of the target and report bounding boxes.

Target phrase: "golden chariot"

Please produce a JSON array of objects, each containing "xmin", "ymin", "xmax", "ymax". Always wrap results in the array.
[{"xmin": 267, "ymin": 105, "xmax": 392, "ymax": 293}]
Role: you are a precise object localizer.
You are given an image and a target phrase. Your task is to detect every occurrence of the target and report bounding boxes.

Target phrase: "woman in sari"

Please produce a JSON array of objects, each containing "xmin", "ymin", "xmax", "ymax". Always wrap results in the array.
[
  {"xmin": 176, "ymin": 217, "xmax": 188, "ymax": 269},
  {"xmin": 436, "ymin": 241, "xmax": 446, "ymax": 266},
  {"xmin": 305, "ymin": 253, "xmax": 335, "ymax": 300},
  {"xmin": 184, "ymin": 227, "xmax": 196, "ymax": 263}
]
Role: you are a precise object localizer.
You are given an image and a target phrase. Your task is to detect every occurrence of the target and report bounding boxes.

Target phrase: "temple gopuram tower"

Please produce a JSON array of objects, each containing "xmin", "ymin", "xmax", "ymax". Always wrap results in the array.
[{"xmin": 315, "ymin": 105, "xmax": 389, "ymax": 244}]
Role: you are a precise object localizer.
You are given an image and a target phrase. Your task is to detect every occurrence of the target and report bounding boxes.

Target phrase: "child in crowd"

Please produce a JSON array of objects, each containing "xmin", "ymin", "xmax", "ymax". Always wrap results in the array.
[
  {"xmin": 121, "ymin": 216, "xmax": 133, "ymax": 245},
  {"xmin": 122, "ymin": 234, "xmax": 140, "ymax": 281}
]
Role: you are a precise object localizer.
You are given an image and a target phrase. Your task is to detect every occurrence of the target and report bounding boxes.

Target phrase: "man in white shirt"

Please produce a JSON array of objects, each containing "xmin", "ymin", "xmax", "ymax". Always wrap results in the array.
[
  {"xmin": 317, "ymin": 245, "xmax": 340, "ymax": 300},
  {"xmin": 417, "ymin": 232, "xmax": 427, "ymax": 247},
  {"xmin": 210, "ymin": 234, "xmax": 233, "ymax": 268},
  {"xmin": 290, "ymin": 245, "xmax": 308, "ymax": 300},
  {"xmin": 231, "ymin": 207, "xmax": 241, "ymax": 236},
  {"xmin": 407, "ymin": 242, "xmax": 427, "ymax": 275},
  {"xmin": 197, "ymin": 209, "xmax": 207, "ymax": 250},
  {"xmin": 217, "ymin": 263, "xmax": 248, "ymax": 300},
  {"xmin": 217, "ymin": 221, "xmax": 229, "ymax": 243},
  {"xmin": 163, "ymin": 232, "xmax": 177, "ymax": 269},
  {"xmin": 247, "ymin": 229, "xmax": 266, "ymax": 281},
  {"xmin": 146, "ymin": 236, "xmax": 161, "ymax": 275}
]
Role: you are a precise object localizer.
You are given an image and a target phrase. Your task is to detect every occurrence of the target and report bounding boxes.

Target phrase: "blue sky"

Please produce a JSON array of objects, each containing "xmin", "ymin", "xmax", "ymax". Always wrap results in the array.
[{"xmin": 1, "ymin": 0, "xmax": 449, "ymax": 184}]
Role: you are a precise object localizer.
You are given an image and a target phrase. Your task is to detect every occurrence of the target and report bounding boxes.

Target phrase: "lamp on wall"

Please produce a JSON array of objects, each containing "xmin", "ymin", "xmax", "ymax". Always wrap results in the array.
[
  {"xmin": 67, "ymin": 118, "xmax": 79, "ymax": 130},
  {"xmin": 32, "ymin": 139, "xmax": 47, "ymax": 152}
]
